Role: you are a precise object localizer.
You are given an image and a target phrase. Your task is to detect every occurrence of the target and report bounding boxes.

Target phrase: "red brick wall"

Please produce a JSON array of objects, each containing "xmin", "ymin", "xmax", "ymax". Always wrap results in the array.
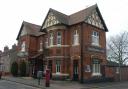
[
  {"xmin": 105, "ymin": 66, "xmax": 128, "ymax": 81},
  {"xmin": 43, "ymin": 23, "xmax": 107, "ymax": 80}
]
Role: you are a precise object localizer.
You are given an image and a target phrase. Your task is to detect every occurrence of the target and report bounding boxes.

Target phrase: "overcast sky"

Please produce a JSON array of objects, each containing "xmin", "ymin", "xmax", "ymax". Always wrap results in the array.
[{"xmin": 0, "ymin": 0, "xmax": 128, "ymax": 51}]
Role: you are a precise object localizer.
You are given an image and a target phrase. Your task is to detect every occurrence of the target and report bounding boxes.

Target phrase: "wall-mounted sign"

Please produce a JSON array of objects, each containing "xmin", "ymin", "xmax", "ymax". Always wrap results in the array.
[
  {"xmin": 85, "ymin": 65, "xmax": 91, "ymax": 72},
  {"xmin": 87, "ymin": 46, "xmax": 105, "ymax": 53}
]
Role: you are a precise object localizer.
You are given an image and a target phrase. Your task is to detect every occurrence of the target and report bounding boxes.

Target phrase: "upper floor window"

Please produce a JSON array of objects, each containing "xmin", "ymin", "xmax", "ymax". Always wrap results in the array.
[
  {"xmin": 92, "ymin": 31, "xmax": 99, "ymax": 46},
  {"xmin": 39, "ymin": 40, "xmax": 43, "ymax": 51},
  {"xmin": 49, "ymin": 33, "xmax": 53, "ymax": 46},
  {"xmin": 21, "ymin": 41, "xmax": 25, "ymax": 52},
  {"xmin": 45, "ymin": 38, "xmax": 48, "ymax": 47},
  {"xmin": 57, "ymin": 32, "xmax": 62, "ymax": 45},
  {"xmin": 73, "ymin": 30, "xmax": 79, "ymax": 45}
]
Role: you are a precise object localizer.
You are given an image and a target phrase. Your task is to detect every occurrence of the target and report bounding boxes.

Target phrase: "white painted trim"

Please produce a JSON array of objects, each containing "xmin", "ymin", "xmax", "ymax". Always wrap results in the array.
[
  {"xmin": 52, "ymin": 73, "xmax": 69, "ymax": 76},
  {"xmin": 47, "ymin": 25, "xmax": 67, "ymax": 32},
  {"xmin": 92, "ymin": 73, "xmax": 102, "ymax": 76},
  {"xmin": 72, "ymin": 44, "xmax": 80, "ymax": 46},
  {"xmin": 48, "ymin": 45, "xmax": 70, "ymax": 48},
  {"xmin": 46, "ymin": 56, "xmax": 70, "ymax": 59}
]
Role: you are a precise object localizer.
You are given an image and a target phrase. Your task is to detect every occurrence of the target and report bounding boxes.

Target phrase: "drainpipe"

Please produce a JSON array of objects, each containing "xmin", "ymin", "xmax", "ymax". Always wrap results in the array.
[{"xmin": 80, "ymin": 23, "xmax": 84, "ymax": 83}]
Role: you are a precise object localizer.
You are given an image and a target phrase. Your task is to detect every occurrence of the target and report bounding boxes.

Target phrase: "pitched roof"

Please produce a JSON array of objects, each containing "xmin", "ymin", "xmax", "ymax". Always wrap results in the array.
[
  {"xmin": 69, "ymin": 4, "xmax": 97, "ymax": 25},
  {"xmin": 41, "ymin": 4, "xmax": 108, "ymax": 32},
  {"xmin": 49, "ymin": 8, "xmax": 69, "ymax": 25},
  {"xmin": 16, "ymin": 21, "xmax": 44, "ymax": 40}
]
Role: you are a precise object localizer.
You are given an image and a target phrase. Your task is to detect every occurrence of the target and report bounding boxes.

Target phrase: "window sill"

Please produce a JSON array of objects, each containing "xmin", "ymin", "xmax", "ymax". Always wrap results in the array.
[
  {"xmin": 92, "ymin": 73, "xmax": 101, "ymax": 76},
  {"xmin": 38, "ymin": 49, "xmax": 43, "ymax": 52},
  {"xmin": 91, "ymin": 43, "xmax": 100, "ymax": 47},
  {"xmin": 47, "ymin": 45, "xmax": 70, "ymax": 48},
  {"xmin": 52, "ymin": 73, "xmax": 69, "ymax": 76},
  {"xmin": 72, "ymin": 44, "xmax": 80, "ymax": 46}
]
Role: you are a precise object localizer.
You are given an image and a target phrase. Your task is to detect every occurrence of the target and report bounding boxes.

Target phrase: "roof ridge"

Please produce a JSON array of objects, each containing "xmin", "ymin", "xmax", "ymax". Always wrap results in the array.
[
  {"xmin": 23, "ymin": 21, "xmax": 41, "ymax": 27},
  {"xmin": 49, "ymin": 8, "xmax": 68, "ymax": 17},
  {"xmin": 69, "ymin": 4, "xmax": 97, "ymax": 16}
]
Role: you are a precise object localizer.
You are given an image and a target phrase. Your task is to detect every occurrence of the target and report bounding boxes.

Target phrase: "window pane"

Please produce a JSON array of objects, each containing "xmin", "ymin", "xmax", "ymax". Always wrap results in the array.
[
  {"xmin": 50, "ymin": 33, "xmax": 53, "ymax": 46},
  {"xmin": 92, "ymin": 31, "xmax": 99, "ymax": 45},
  {"xmin": 57, "ymin": 32, "xmax": 61, "ymax": 45},
  {"xmin": 56, "ymin": 60, "xmax": 61, "ymax": 73},
  {"xmin": 92, "ymin": 59, "xmax": 100, "ymax": 74},
  {"xmin": 73, "ymin": 30, "xmax": 79, "ymax": 45}
]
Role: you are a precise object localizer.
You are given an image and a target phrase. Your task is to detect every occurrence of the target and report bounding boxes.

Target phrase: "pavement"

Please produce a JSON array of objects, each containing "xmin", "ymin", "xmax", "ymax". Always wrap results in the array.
[
  {"xmin": 2, "ymin": 76, "xmax": 87, "ymax": 89},
  {"xmin": 1, "ymin": 76, "xmax": 128, "ymax": 89}
]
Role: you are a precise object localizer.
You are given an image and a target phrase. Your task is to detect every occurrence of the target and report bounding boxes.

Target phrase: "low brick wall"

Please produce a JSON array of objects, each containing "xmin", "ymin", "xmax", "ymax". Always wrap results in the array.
[{"xmin": 105, "ymin": 66, "xmax": 128, "ymax": 81}]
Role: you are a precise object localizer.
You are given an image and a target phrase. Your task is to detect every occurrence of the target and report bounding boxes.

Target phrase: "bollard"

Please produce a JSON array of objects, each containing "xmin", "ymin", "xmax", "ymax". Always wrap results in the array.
[{"xmin": 45, "ymin": 69, "xmax": 50, "ymax": 87}]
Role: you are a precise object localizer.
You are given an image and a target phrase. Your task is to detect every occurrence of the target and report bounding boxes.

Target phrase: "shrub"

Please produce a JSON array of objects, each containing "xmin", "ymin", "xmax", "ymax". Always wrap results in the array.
[
  {"xmin": 11, "ymin": 62, "xmax": 18, "ymax": 76},
  {"xmin": 19, "ymin": 61, "xmax": 26, "ymax": 76}
]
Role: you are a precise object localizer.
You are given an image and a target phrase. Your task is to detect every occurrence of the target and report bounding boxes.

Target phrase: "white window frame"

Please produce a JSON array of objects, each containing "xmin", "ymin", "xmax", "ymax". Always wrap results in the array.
[
  {"xmin": 21, "ymin": 41, "xmax": 25, "ymax": 52},
  {"xmin": 92, "ymin": 59, "xmax": 101, "ymax": 76},
  {"xmin": 45, "ymin": 38, "xmax": 48, "ymax": 48},
  {"xmin": 92, "ymin": 31, "xmax": 99, "ymax": 46},
  {"xmin": 73, "ymin": 30, "xmax": 79, "ymax": 45},
  {"xmin": 49, "ymin": 33, "xmax": 53, "ymax": 46},
  {"xmin": 116, "ymin": 67, "xmax": 119, "ymax": 74},
  {"xmin": 39, "ymin": 40, "xmax": 43, "ymax": 51},
  {"xmin": 57, "ymin": 32, "xmax": 62, "ymax": 45},
  {"xmin": 56, "ymin": 60, "xmax": 61, "ymax": 74}
]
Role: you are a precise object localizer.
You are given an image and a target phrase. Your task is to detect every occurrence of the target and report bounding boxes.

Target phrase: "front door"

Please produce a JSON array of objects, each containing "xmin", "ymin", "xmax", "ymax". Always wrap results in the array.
[{"xmin": 73, "ymin": 60, "xmax": 78, "ymax": 81}]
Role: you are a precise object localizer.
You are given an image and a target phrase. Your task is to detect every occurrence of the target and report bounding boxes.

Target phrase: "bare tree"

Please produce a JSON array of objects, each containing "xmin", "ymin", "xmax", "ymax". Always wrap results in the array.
[
  {"xmin": 107, "ymin": 31, "xmax": 128, "ymax": 81},
  {"xmin": 107, "ymin": 32, "xmax": 128, "ymax": 65}
]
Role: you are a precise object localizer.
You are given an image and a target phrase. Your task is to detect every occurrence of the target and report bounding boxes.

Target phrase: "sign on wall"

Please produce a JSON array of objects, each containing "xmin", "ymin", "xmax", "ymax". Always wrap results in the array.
[
  {"xmin": 87, "ymin": 46, "xmax": 105, "ymax": 53},
  {"xmin": 85, "ymin": 65, "xmax": 91, "ymax": 72}
]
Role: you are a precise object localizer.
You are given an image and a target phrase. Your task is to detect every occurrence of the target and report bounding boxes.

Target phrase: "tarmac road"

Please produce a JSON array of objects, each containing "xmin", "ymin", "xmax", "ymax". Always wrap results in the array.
[{"xmin": 0, "ymin": 80, "xmax": 40, "ymax": 89}]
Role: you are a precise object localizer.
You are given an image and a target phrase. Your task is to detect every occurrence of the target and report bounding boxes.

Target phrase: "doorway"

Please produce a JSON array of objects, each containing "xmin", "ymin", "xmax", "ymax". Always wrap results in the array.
[{"xmin": 73, "ymin": 60, "xmax": 79, "ymax": 81}]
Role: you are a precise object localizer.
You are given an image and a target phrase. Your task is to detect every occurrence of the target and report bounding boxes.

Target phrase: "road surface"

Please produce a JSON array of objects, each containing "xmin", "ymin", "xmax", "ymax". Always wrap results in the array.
[{"xmin": 0, "ymin": 80, "xmax": 40, "ymax": 89}]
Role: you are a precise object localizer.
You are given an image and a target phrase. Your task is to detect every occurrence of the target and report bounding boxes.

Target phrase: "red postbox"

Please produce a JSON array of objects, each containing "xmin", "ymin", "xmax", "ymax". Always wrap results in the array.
[{"xmin": 45, "ymin": 69, "xmax": 50, "ymax": 87}]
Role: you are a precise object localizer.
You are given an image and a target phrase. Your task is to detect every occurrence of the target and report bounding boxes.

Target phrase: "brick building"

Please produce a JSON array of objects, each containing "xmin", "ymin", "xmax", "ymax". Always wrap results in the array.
[
  {"xmin": 16, "ymin": 21, "xmax": 44, "ymax": 77},
  {"xmin": 40, "ymin": 4, "xmax": 108, "ymax": 82},
  {"xmin": 0, "ymin": 46, "xmax": 11, "ymax": 75}
]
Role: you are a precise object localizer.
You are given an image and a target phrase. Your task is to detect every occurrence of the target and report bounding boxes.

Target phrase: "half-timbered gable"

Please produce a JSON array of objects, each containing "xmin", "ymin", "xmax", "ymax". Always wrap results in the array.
[{"xmin": 85, "ymin": 9, "xmax": 104, "ymax": 29}]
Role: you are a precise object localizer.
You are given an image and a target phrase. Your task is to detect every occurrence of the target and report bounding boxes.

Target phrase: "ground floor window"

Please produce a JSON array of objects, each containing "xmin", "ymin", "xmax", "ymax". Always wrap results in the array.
[
  {"xmin": 92, "ymin": 59, "xmax": 101, "ymax": 76},
  {"xmin": 56, "ymin": 60, "xmax": 61, "ymax": 74}
]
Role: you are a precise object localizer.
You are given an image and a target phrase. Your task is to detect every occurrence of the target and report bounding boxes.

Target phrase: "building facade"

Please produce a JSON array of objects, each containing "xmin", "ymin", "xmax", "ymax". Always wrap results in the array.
[
  {"xmin": 40, "ymin": 4, "xmax": 108, "ymax": 82},
  {"xmin": 16, "ymin": 21, "xmax": 44, "ymax": 77},
  {"xmin": 0, "ymin": 46, "xmax": 11, "ymax": 75},
  {"xmin": 9, "ymin": 44, "xmax": 18, "ymax": 65}
]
